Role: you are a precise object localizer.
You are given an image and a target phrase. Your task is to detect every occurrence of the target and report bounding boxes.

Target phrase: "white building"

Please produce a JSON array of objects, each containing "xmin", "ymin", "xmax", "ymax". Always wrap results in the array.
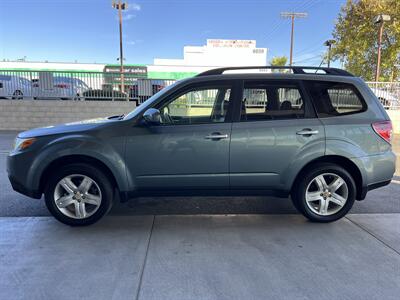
[
  {"xmin": 154, "ymin": 39, "xmax": 267, "ymax": 68},
  {"xmin": 0, "ymin": 39, "xmax": 268, "ymax": 80}
]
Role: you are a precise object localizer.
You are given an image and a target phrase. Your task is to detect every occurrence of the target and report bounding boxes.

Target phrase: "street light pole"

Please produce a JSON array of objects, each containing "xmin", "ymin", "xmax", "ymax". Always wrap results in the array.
[
  {"xmin": 112, "ymin": 0, "xmax": 128, "ymax": 93},
  {"xmin": 281, "ymin": 12, "xmax": 308, "ymax": 66},
  {"xmin": 374, "ymin": 14, "xmax": 391, "ymax": 82},
  {"xmin": 324, "ymin": 40, "xmax": 335, "ymax": 68}
]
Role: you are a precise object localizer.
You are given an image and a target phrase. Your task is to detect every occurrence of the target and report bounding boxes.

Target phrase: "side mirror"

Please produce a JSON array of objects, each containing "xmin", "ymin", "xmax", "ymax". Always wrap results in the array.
[{"xmin": 143, "ymin": 108, "xmax": 161, "ymax": 125}]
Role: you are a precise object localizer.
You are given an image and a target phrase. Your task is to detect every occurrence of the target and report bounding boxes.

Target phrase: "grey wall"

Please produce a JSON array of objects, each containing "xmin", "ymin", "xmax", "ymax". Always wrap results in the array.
[
  {"xmin": 0, "ymin": 100, "xmax": 135, "ymax": 131},
  {"xmin": 1, "ymin": 100, "xmax": 399, "ymax": 133}
]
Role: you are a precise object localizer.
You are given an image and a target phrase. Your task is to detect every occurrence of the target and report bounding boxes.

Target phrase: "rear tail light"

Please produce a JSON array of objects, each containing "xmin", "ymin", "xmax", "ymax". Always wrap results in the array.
[
  {"xmin": 372, "ymin": 121, "xmax": 392, "ymax": 144},
  {"xmin": 55, "ymin": 83, "xmax": 69, "ymax": 89}
]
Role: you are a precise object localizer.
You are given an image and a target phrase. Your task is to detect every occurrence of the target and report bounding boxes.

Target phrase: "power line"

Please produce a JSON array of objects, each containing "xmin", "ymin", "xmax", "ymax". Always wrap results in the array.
[
  {"xmin": 266, "ymin": 0, "xmax": 315, "ymax": 42},
  {"xmin": 293, "ymin": 53, "xmax": 323, "ymax": 65}
]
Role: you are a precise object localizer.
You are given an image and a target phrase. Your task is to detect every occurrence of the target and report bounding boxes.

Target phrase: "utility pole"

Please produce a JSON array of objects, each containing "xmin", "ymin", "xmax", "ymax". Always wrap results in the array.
[
  {"xmin": 374, "ymin": 14, "xmax": 391, "ymax": 81},
  {"xmin": 324, "ymin": 40, "xmax": 335, "ymax": 68},
  {"xmin": 280, "ymin": 12, "xmax": 307, "ymax": 66},
  {"xmin": 112, "ymin": 0, "xmax": 128, "ymax": 93}
]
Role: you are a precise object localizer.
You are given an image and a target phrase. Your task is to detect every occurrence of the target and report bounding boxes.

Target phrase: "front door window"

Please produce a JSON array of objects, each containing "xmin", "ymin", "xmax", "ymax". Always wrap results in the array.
[{"xmin": 158, "ymin": 86, "xmax": 231, "ymax": 125}]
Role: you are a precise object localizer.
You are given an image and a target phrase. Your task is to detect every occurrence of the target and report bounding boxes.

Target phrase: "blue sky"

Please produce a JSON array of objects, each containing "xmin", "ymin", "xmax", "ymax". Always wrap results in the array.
[{"xmin": 0, "ymin": 0, "xmax": 346, "ymax": 66}]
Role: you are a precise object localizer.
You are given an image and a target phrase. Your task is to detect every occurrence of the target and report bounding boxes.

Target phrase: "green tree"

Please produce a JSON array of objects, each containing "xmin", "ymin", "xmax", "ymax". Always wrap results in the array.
[
  {"xmin": 331, "ymin": 0, "xmax": 400, "ymax": 81},
  {"xmin": 270, "ymin": 56, "xmax": 288, "ymax": 66}
]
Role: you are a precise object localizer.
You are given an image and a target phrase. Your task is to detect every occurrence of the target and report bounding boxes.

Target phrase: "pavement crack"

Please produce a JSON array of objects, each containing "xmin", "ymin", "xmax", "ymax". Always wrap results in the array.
[
  {"xmin": 135, "ymin": 215, "xmax": 155, "ymax": 300},
  {"xmin": 345, "ymin": 216, "xmax": 400, "ymax": 256}
]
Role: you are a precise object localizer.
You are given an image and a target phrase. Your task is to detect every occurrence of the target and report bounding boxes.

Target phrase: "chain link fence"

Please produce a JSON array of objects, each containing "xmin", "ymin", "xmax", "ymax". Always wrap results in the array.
[{"xmin": 0, "ymin": 70, "xmax": 399, "ymax": 109}]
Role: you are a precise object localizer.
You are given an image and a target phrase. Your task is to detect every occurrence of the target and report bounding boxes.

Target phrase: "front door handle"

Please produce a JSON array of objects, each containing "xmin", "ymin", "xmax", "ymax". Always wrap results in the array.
[
  {"xmin": 296, "ymin": 129, "xmax": 319, "ymax": 136},
  {"xmin": 205, "ymin": 133, "xmax": 229, "ymax": 140}
]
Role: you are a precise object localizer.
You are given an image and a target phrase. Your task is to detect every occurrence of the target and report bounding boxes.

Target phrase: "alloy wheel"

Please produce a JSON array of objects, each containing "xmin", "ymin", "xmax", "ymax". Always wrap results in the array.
[
  {"xmin": 53, "ymin": 174, "xmax": 102, "ymax": 219},
  {"xmin": 305, "ymin": 173, "xmax": 349, "ymax": 216}
]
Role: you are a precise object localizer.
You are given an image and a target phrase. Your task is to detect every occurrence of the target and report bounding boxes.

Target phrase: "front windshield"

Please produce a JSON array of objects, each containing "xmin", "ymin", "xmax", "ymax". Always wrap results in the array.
[{"xmin": 123, "ymin": 80, "xmax": 182, "ymax": 119}]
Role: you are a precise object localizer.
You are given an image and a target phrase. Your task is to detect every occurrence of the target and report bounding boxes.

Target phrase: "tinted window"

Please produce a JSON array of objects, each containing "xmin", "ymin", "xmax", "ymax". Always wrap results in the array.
[
  {"xmin": 159, "ymin": 86, "xmax": 232, "ymax": 125},
  {"xmin": 306, "ymin": 82, "xmax": 365, "ymax": 117},
  {"xmin": 241, "ymin": 81, "xmax": 305, "ymax": 121}
]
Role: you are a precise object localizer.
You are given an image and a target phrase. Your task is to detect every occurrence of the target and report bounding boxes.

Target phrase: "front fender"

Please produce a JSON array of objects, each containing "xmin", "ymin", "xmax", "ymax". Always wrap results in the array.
[{"xmin": 27, "ymin": 134, "xmax": 128, "ymax": 192}]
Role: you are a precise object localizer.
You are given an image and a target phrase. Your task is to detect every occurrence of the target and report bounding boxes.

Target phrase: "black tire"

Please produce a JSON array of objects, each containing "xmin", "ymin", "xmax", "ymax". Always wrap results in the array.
[
  {"xmin": 291, "ymin": 163, "xmax": 356, "ymax": 223},
  {"xmin": 44, "ymin": 163, "xmax": 114, "ymax": 226},
  {"xmin": 12, "ymin": 90, "xmax": 23, "ymax": 100}
]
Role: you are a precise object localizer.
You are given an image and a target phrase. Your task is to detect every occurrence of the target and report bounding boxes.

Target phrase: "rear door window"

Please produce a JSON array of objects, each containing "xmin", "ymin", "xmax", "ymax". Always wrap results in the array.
[
  {"xmin": 241, "ymin": 81, "xmax": 305, "ymax": 121},
  {"xmin": 306, "ymin": 81, "xmax": 366, "ymax": 117}
]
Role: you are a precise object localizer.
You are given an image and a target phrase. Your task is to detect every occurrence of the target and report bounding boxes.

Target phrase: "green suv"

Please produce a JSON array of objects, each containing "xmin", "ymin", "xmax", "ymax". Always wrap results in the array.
[{"xmin": 7, "ymin": 66, "xmax": 396, "ymax": 226}]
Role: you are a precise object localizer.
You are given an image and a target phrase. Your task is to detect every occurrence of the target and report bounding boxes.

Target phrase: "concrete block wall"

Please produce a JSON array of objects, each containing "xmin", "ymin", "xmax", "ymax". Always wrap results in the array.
[
  {"xmin": 0, "ymin": 100, "xmax": 399, "ymax": 133},
  {"xmin": 0, "ymin": 100, "xmax": 135, "ymax": 131}
]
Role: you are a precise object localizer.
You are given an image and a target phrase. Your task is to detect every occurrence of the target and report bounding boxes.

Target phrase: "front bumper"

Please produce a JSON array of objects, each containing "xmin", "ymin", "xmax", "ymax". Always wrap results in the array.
[
  {"xmin": 7, "ymin": 152, "xmax": 42, "ymax": 199},
  {"xmin": 8, "ymin": 174, "xmax": 41, "ymax": 199}
]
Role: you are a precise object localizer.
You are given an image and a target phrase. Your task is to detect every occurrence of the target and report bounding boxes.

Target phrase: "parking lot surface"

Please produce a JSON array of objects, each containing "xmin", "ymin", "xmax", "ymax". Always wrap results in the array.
[
  {"xmin": 1, "ymin": 215, "xmax": 400, "ymax": 300},
  {"xmin": 0, "ymin": 131, "xmax": 399, "ymax": 300}
]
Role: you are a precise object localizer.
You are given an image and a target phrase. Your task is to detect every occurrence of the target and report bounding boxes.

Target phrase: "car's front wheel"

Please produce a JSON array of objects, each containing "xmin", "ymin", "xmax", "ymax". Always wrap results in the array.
[
  {"xmin": 44, "ymin": 163, "xmax": 114, "ymax": 226},
  {"xmin": 292, "ymin": 163, "xmax": 356, "ymax": 222}
]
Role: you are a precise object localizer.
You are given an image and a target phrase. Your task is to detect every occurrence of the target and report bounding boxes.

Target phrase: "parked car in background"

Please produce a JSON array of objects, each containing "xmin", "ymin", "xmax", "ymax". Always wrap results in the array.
[
  {"xmin": 129, "ymin": 79, "xmax": 166, "ymax": 103},
  {"xmin": 7, "ymin": 66, "xmax": 396, "ymax": 226},
  {"xmin": 0, "ymin": 75, "xmax": 32, "ymax": 99},
  {"xmin": 32, "ymin": 76, "xmax": 90, "ymax": 100},
  {"xmin": 370, "ymin": 87, "xmax": 399, "ymax": 109}
]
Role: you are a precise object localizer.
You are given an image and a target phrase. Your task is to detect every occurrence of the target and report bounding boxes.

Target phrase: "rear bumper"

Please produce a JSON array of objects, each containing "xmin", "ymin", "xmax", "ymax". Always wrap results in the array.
[
  {"xmin": 352, "ymin": 150, "xmax": 396, "ymax": 200},
  {"xmin": 358, "ymin": 180, "xmax": 392, "ymax": 200}
]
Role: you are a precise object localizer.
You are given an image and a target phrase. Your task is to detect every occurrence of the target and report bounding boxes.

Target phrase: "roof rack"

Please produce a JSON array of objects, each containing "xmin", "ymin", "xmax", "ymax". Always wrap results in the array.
[{"xmin": 196, "ymin": 66, "xmax": 354, "ymax": 77}]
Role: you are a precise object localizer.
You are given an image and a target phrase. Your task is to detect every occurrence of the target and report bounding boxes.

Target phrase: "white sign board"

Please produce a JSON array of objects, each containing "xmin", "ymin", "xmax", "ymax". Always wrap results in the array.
[{"xmin": 207, "ymin": 39, "xmax": 256, "ymax": 49}]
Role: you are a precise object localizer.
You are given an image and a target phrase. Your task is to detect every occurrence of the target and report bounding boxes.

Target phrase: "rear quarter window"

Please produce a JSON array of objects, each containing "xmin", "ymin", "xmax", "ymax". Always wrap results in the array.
[{"xmin": 305, "ymin": 81, "xmax": 366, "ymax": 117}]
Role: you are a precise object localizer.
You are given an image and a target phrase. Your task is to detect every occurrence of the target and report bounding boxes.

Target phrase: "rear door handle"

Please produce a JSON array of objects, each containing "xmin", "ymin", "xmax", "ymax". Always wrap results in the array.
[
  {"xmin": 205, "ymin": 133, "xmax": 229, "ymax": 140},
  {"xmin": 296, "ymin": 129, "xmax": 319, "ymax": 136}
]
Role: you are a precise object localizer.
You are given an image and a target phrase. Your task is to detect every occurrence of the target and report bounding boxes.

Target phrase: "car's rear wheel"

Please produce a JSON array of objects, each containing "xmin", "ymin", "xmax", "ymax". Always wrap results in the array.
[
  {"xmin": 44, "ymin": 163, "xmax": 113, "ymax": 226},
  {"xmin": 292, "ymin": 163, "xmax": 356, "ymax": 222},
  {"xmin": 12, "ymin": 90, "xmax": 23, "ymax": 100}
]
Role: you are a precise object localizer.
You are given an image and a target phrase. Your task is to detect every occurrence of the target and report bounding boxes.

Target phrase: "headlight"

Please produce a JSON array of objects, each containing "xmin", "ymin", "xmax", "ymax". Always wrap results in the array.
[{"xmin": 13, "ymin": 137, "xmax": 36, "ymax": 151}]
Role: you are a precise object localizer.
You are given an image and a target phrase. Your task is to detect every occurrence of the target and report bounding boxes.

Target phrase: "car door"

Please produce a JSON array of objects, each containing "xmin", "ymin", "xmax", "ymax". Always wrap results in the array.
[
  {"xmin": 125, "ymin": 80, "xmax": 237, "ymax": 191},
  {"xmin": 229, "ymin": 79, "xmax": 325, "ymax": 191}
]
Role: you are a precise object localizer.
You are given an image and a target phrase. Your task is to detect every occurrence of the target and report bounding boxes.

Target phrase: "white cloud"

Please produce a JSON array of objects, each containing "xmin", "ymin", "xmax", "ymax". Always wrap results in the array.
[
  {"xmin": 128, "ymin": 3, "xmax": 141, "ymax": 11},
  {"xmin": 124, "ymin": 14, "xmax": 135, "ymax": 21},
  {"xmin": 126, "ymin": 39, "xmax": 143, "ymax": 46},
  {"xmin": 115, "ymin": 13, "xmax": 136, "ymax": 22}
]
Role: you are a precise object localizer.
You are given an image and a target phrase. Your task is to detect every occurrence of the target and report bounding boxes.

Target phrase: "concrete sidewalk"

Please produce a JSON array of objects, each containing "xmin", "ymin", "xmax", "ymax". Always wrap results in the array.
[{"xmin": 1, "ymin": 214, "xmax": 399, "ymax": 300}]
